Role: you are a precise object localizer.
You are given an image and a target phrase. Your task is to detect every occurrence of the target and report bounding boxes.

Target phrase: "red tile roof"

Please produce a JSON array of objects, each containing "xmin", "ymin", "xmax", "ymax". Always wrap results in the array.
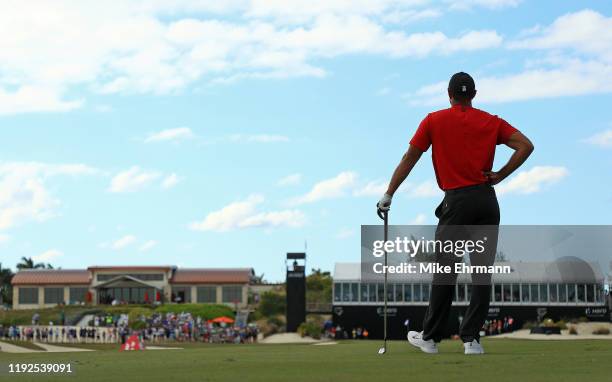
[
  {"xmin": 12, "ymin": 269, "xmax": 90, "ymax": 285},
  {"xmin": 171, "ymin": 268, "xmax": 253, "ymax": 284},
  {"xmin": 87, "ymin": 266, "xmax": 174, "ymax": 271}
]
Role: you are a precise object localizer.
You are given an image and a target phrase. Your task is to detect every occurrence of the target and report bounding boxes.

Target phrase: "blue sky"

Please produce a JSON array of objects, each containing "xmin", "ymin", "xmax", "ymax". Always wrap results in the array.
[{"xmin": 1, "ymin": 1, "xmax": 611, "ymax": 281}]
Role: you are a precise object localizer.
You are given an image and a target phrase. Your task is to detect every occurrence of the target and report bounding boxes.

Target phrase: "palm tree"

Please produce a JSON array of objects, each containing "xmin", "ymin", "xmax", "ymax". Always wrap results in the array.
[
  {"xmin": 16, "ymin": 256, "xmax": 46, "ymax": 270},
  {"xmin": 0, "ymin": 263, "xmax": 14, "ymax": 305}
]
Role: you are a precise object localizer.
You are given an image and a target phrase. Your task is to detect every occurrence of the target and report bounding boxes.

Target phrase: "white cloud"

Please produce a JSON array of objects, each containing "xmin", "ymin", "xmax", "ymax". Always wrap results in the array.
[
  {"xmin": 410, "ymin": 10, "xmax": 612, "ymax": 106},
  {"xmin": 447, "ymin": 0, "xmax": 521, "ymax": 11},
  {"xmin": 353, "ymin": 180, "xmax": 387, "ymax": 197},
  {"xmin": 111, "ymin": 234, "xmax": 137, "ymax": 250},
  {"xmin": 145, "ymin": 127, "xmax": 194, "ymax": 143},
  {"xmin": 0, "ymin": 162, "xmax": 97, "ymax": 230},
  {"xmin": 277, "ymin": 173, "xmax": 302, "ymax": 187},
  {"xmin": 0, "ymin": 86, "xmax": 83, "ymax": 115},
  {"xmin": 408, "ymin": 180, "xmax": 442, "ymax": 198},
  {"xmin": 336, "ymin": 227, "xmax": 354, "ymax": 239},
  {"xmin": 0, "ymin": 2, "xmax": 504, "ymax": 114},
  {"xmin": 583, "ymin": 129, "xmax": 612, "ymax": 148},
  {"xmin": 229, "ymin": 134, "xmax": 290, "ymax": 143},
  {"xmin": 381, "ymin": 9, "xmax": 442, "ymax": 24},
  {"xmin": 292, "ymin": 171, "xmax": 357, "ymax": 204},
  {"xmin": 410, "ymin": 213, "xmax": 427, "ymax": 224},
  {"xmin": 109, "ymin": 166, "xmax": 161, "ymax": 193},
  {"xmin": 162, "ymin": 173, "xmax": 181, "ymax": 189},
  {"xmin": 139, "ymin": 240, "xmax": 158, "ymax": 252},
  {"xmin": 410, "ymin": 59, "xmax": 612, "ymax": 106},
  {"xmin": 34, "ymin": 249, "xmax": 63, "ymax": 262},
  {"xmin": 190, "ymin": 194, "xmax": 305, "ymax": 232},
  {"xmin": 508, "ymin": 10, "xmax": 612, "ymax": 62},
  {"xmin": 496, "ymin": 166, "xmax": 569, "ymax": 195}
]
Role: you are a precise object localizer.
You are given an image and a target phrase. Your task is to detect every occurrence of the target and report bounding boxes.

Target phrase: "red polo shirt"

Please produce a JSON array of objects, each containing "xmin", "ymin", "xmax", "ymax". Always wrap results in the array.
[{"xmin": 410, "ymin": 105, "xmax": 518, "ymax": 190}]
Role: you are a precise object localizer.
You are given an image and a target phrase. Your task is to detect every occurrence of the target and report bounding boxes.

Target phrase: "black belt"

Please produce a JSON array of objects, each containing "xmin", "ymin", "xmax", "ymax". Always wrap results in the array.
[{"xmin": 444, "ymin": 183, "xmax": 491, "ymax": 195}]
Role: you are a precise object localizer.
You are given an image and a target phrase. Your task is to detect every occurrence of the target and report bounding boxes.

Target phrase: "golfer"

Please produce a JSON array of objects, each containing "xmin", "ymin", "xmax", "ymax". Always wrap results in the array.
[{"xmin": 377, "ymin": 72, "xmax": 534, "ymax": 355}]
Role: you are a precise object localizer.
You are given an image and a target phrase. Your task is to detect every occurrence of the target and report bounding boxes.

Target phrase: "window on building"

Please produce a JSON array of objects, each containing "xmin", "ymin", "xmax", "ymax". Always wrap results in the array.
[
  {"xmin": 376, "ymin": 283, "xmax": 384, "ymax": 302},
  {"xmin": 403, "ymin": 284, "xmax": 412, "ymax": 302},
  {"xmin": 494, "ymin": 284, "xmax": 502, "ymax": 302},
  {"xmin": 521, "ymin": 284, "xmax": 530, "ymax": 302},
  {"xmin": 559, "ymin": 284, "xmax": 568, "ymax": 302},
  {"xmin": 595, "ymin": 285, "xmax": 604, "ymax": 303},
  {"xmin": 351, "ymin": 283, "xmax": 359, "ymax": 302},
  {"xmin": 512, "ymin": 284, "xmax": 520, "ymax": 302},
  {"xmin": 549, "ymin": 284, "xmax": 558, "ymax": 302},
  {"xmin": 44, "ymin": 287, "xmax": 64, "ymax": 304},
  {"xmin": 385, "ymin": 284, "xmax": 395, "ymax": 302},
  {"xmin": 334, "ymin": 283, "xmax": 341, "ymax": 302},
  {"xmin": 586, "ymin": 284, "xmax": 595, "ymax": 303},
  {"xmin": 502, "ymin": 284, "xmax": 511, "ymax": 302},
  {"xmin": 172, "ymin": 286, "xmax": 191, "ymax": 303},
  {"xmin": 19, "ymin": 287, "xmax": 38, "ymax": 304},
  {"xmin": 530, "ymin": 284, "xmax": 539, "ymax": 302},
  {"xmin": 360, "ymin": 284, "xmax": 368, "ymax": 302},
  {"xmin": 368, "ymin": 283, "xmax": 377, "ymax": 302},
  {"xmin": 413, "ymin": 284, "xmax": 422, "ymax": 302},
  {"xmin": 576, "ymin": 284, "xmax": 585, "ymax": 302},
  {"xmin": 568, "ymin": 284, "xmax": 576, "ymax": 302},
  {"xmin": 342, "ymin": 282, "xmax": 351, "ymax": 302},
  {"xmin": 222, "ymin": 286, "xmax": 242, "ymax": 303},
  {"xmin": 422, "ymin": 284, "xmax": 430, "ymax": 302},
  {"xmin": 539, "ymin": 284, "xmax": 548, "ymax": 303},
  {"xmin": 394, "ymin": 283, "xmax": 403, "ymax": 302},
  {"xmin": 69, "ymin": 287, "xmax": 88, "ymax": 303},
  {"xmin": 197, "ymin": 286, "xmax": 217, "ymax": 303}
]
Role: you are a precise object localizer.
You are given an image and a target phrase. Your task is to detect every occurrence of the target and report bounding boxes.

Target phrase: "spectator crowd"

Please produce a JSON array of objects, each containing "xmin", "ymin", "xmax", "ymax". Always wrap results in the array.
[{"xmin": 0, "ymin": 311, "xmax": 259, "ymax": 345}]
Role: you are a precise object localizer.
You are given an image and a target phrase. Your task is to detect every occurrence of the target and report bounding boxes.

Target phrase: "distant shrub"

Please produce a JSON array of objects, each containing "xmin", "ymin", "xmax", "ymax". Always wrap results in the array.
[
  {"xmin": 522, "ymin": 321, "xmax": 537, "ymax": 330},
  {"xmin": 568, "ymin": 326, "xmax": 578, "ymax": 335},
  {"xmin": 577, "ymin": 316, "xmax": 589, "ymax": 323},
  {"xmin": 298, "ymin": 321, "xmax": 322, "ymax": 339},
  {"xmin": 257, "ymin": 291, "xmax": 286, "ymax": 318},
  {"xmin": 592, "ymin": 327, "xmax": 610, "ymax": 335},
  {"xmin": 555, "ymin": 320, "xmax": 567, "ymax": 330},
  {"xmin": 154, "ymin": 304, "xmax": 234, "ymax": 320}
]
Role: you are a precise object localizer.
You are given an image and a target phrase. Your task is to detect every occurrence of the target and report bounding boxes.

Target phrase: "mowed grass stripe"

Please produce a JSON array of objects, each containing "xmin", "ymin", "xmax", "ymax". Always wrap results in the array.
[{"xmin": 0, "ymin": 340, "xmax": 610, "ymax": 382}]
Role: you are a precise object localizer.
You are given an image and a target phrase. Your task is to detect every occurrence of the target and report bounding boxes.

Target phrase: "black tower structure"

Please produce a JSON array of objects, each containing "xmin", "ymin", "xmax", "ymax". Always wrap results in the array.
[{"xmin": 286, "ymin": 252, "xmax": 306, "ymax": 332}]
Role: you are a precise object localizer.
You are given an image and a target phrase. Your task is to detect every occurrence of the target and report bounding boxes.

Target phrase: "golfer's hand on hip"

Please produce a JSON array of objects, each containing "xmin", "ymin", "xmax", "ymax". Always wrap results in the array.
[{"xmin": 377, "ymin": 193, "xmax": 392, "ymax": 212}]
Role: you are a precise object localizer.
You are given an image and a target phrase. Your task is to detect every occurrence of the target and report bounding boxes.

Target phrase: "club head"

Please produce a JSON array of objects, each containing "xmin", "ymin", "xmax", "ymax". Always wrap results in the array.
[{"xmin": 377, "ymin": 346, "xmax": 386, "ymax": 355}]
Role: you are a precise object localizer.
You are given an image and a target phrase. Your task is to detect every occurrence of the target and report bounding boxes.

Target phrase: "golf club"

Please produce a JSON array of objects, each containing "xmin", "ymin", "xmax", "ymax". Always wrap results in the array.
[{"xmin": 376, "ymin": 208, "xmax": 389, "ymax": 355}]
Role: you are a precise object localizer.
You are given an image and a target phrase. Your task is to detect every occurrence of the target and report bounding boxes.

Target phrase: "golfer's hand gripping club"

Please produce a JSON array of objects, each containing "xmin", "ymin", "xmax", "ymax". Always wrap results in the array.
[{"xmin": 376, "ymin": 193, "xmax": 392, "ymax": 219}]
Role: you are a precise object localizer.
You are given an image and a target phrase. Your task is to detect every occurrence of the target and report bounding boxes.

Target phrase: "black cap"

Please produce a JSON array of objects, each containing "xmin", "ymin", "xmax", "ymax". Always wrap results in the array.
[{"xmin": 448, "ymin": 72, "xmax": 475, "ymax": 99}]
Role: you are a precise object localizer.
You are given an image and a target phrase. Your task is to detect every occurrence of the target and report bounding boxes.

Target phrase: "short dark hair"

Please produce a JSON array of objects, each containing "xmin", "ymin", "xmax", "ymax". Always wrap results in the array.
[{"xmin": 448, "ymin": 72, "xmax": 476, "ymax": 101}]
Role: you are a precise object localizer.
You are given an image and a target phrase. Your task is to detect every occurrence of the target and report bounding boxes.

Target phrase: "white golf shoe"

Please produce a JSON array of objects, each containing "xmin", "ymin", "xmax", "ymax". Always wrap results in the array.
[
  {"xmin": 407, "ymin": 331, "xmax": 438, "ymax": 354},
  {"xmin": 463, "ymin": 339, "xmax": 485, "ymax": 355}
]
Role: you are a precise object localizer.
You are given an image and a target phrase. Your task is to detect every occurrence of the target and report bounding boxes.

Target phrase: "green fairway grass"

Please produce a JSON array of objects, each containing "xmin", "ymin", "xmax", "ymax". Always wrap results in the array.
[{"xmin": 1, "ymin": 339, "xmax": 611, "ymax": 382}]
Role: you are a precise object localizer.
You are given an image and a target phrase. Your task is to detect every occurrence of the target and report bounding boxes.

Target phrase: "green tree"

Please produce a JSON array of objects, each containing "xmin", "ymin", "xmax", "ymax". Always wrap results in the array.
[
  {"xmin": 306, "ymin": 268, "xmax": 332, "ymax": 304},
  {"xmin": 0, "ymin": 263, "xmax": 14, "ymax": 305},
  {"xmin": 258, "ymin": 291, "xmax": 286, "ymax": 317},
  {"xmin": 16, "ymin": 257, "xmax": 54, "ymax": 270}
]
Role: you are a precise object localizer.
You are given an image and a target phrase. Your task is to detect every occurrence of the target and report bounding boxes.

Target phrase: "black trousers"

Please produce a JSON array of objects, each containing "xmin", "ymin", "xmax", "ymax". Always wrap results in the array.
[{"xmin": 422, "ymin": 184, "xmax": 500, "ymax": 343}]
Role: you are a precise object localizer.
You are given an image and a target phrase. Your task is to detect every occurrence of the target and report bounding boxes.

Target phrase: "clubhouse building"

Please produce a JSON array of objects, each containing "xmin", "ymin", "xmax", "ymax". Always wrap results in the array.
[
  {"xmin": 333, "ymin": 258, "xmax": 611, "ymax": 339},
  {"xmin": 11, "ymin": 266, "xmax": 255, "ymax": 310}
]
